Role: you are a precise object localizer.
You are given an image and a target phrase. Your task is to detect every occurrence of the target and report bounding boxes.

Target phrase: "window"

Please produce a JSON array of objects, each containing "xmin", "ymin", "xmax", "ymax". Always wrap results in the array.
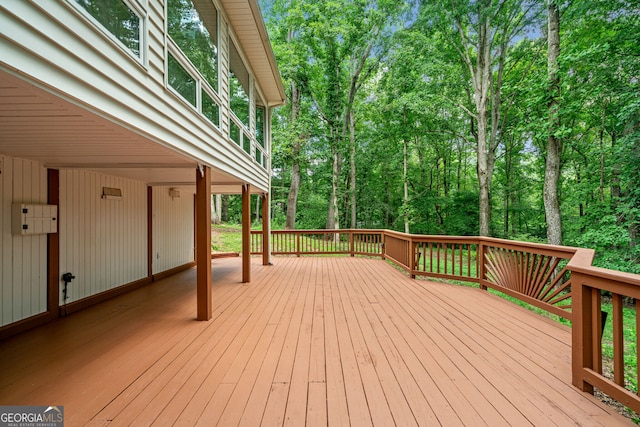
[
  {"xmin": 167, "ymin": 53, "xmax": 196, "ymax": 106},
  {"xmin": 202, "ymin": 90, "xmax": 219, "ymax": 126},
  {"xmin": 229, "ymin": 40, "xmax": 250, "ymax": 127},
  {"xmin": 255, "ymin": 105, "xmax": 265, "ymax": 147},
  {"xmin": 243, "ymin": 132, "xmax": 251, "ymax": 154},
  {"xmin": 74, "ymin": 0, "xmax": 141, "ymax": 57},
  {"xmin": 230, "ymin": 121, "xmax": 241, "ymax": 146},
  {"xmin": 168, "ymin": 0, "xmax": 218, "ymax": 92}
]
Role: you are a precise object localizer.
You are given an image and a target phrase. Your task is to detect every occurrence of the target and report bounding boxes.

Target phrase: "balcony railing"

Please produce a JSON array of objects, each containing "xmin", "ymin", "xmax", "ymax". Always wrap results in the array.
[{"xmin": 251, "ymin": 228, "xmax": 640, "ymax": 414}]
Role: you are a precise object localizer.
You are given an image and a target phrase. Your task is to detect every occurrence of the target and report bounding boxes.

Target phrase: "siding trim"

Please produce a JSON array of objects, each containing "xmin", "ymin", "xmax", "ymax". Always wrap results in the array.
[
  {"xmin": 0, "ymin": 312, "xmax": 51, "ymax": 340},
  {"xmin": 152, "ymin": 261, "xmax": 196, "ymax": 282},
  {"xmin": 59, "ymin": 277, "xmax": 152, "ymax": 317}
]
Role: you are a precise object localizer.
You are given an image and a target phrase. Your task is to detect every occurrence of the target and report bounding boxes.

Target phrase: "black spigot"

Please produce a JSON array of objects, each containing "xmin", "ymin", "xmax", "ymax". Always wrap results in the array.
[{"xmin": 61, "ymin": 273, "xmax": 75, "ymax": 305}]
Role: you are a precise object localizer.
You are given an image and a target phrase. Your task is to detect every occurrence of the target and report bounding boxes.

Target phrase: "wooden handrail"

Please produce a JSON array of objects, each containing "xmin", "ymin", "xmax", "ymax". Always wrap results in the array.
[{"xmin": 248, "ymin": 228, "xmax": 640, "ymax": 413}]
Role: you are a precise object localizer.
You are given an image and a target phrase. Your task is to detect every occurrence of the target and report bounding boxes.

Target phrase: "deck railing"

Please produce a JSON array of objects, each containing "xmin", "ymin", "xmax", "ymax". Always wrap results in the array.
[
  {"xmin": 250, "ymin": 228, "xmax": 640, "ymax": 413},
  {"xmin": 251, "ymin": 229, "xmax": 385, "ymax": 257},
  {"xmin": 569, "ymin": 255, "xmax": 640, "ymax": 413}
]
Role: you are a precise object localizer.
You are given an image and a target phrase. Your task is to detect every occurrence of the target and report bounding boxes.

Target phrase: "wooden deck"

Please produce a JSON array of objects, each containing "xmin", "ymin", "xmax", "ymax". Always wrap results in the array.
[{"xmin": 0, "ymin": 257, "xmax": 632, "ymax": 426}]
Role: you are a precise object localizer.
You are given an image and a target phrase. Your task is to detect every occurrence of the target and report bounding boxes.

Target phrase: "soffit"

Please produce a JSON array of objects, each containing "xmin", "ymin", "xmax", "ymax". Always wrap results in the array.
[
  {"xmin": 217, "ymin": 0, "xmax": 286, "ymax": 107},
  {"xmin": 0, "ymin": 69, "xmax": 264, "ymax": 193}
]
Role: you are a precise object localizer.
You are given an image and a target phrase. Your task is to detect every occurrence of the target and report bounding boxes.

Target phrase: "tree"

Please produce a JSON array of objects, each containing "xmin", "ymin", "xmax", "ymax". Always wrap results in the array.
[
  {"xmin": 418, "ymin": 0, "xmax": 543, "ymax": 236},
  {"xmin": 263, "ymin": 0, "xmax": 312, "ymax": 229},
  {"xmin": 293, "ymin": 0, "xmax": 405, "ymax": 231},
  {"xmin": 544, "ymin": 0, "xmax": 562, "ymax": 245}
]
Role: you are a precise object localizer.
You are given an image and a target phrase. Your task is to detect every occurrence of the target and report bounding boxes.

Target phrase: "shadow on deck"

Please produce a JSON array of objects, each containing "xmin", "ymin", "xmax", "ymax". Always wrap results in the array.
[{"xmin": 0, "ymin": 257, "xmax": 632, "ymax": 426}]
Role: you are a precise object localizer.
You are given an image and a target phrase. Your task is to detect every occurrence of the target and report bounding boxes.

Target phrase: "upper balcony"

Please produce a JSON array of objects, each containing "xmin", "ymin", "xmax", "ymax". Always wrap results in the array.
[{"xmin": 0, "ymin": 0, "xmax": 285, "ymax": 194}]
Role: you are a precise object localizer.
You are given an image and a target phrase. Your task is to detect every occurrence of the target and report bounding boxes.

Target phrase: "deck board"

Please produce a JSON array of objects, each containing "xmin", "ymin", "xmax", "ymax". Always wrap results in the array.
[{"xmin": 0, "ymin": 256, "xmax": 633, "ymax": 426}]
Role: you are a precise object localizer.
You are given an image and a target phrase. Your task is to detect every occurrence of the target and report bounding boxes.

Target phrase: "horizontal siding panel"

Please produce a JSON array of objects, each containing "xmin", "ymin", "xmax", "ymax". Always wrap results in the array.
[{"xmin": 147, "ymin": 0, "xmax": 167, "ymax": 85}]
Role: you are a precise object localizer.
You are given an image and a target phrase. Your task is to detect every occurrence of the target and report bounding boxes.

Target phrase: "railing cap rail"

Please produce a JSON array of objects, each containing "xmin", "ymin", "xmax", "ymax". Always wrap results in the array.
[
  {"xmin": 479, "ymin": 236, "xmax": 583, "ymax": 256},
  {"xmin": 569, "ymin": 261, "xmax": 640, "ymax": 287},
  {"xmin": 252, "ymin": 229, "xmax": 385, "ymax": 234}
]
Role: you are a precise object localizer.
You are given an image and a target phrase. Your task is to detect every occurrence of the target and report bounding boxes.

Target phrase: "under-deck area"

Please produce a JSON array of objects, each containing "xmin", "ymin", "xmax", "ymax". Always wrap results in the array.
[{"xmin": 0, "ymin": 257, "xmax": 631, "ymax": 426}]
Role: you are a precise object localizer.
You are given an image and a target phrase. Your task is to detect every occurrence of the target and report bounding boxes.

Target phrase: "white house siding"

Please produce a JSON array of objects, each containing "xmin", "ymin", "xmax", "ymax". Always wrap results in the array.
[
  {"xmin": 152, "ymin": 187, "xmax": 195, "ymax": 275},
  {"xmin": 59, "ymin": 170, "xmax": 147, "ymax": 305},
  {"xmin": 0, "ymin": 1, "xmax": 270, "ymax": 191},
  {"xmin": 0, "ymin": 156, "xmax": 48, "ymax": 327}
]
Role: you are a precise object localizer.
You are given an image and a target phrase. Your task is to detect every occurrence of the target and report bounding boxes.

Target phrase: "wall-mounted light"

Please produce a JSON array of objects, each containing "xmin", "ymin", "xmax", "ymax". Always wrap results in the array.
[
  {"xmin": 102, "ymin": 187, "xmax": 122, "ymax": 200},
  {"xmin": 169, "ymin": 188, "xmax": 181, "ymax": 199}
]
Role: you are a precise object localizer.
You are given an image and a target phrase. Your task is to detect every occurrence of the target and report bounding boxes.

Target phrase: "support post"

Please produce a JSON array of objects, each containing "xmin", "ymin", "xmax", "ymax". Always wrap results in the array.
[
  {"xmin": 196, "ymin": 166, "xmax": 212, "ymax": 321},
  {"xmin": 147, "ymin": 186, "xmax": 153, "ymax": 280},
  {"xmin": 47, "ymin": 169, "xmax": 60, "ymax": 319},
  {"xmin": 261, "ymin": 193, "xmax": 270, "ymax": 265},
  {"xmin": 242, "ymin": 184, "xmax": 251, "ymax": 282}
]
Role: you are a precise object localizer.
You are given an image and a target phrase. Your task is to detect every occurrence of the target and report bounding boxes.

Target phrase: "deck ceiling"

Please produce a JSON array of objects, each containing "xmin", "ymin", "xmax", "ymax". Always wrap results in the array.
[{"xmin": 0, "ymin": 69, "xmax": 259, "ymax": 194}]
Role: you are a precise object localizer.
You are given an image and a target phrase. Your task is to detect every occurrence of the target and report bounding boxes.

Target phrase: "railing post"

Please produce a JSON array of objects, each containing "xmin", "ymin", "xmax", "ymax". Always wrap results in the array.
[
  {"xmin": 571, "ymin": 272, "xmax": 595, "ymax": 394},
  {"xmin": 409, "ymin": 235, "xmax": 416, "ymax": 279},
  {"xmin": 381, "ymin": 232, "xmax": 386, "ymax": 260},
  {"xmin": 296, "ymin": 232, "xmax": 301, "ymax": 257},
  {"xmin": 478, "ymin": 240, "xmax": 487, "ymax": 290},
  {"xmin": 350, "ymin": 230, "xmax": 355, "ymax": 257}
]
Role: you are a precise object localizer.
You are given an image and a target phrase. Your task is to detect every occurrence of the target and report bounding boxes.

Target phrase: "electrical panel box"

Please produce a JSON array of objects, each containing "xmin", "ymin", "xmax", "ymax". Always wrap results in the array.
[{"xmin": 11, "ymin": 204, "xmax": 58, "ymax": 235}]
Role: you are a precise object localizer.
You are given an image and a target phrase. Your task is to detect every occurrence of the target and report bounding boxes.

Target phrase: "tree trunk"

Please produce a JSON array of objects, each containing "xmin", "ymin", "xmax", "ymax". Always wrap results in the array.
[
  {"xmin": 403, "ymin": 137, "xmax": 409, "ymax": 233},
  {"xmin": 285, "ymin": 77, "xmax": 302, "ymax": 230},
  {"xmin": 599, "ymin": 104, "xmax": 606, "ymax": 203},
  {"xmin": 211, "ymin": 194, "xmax": 221, "ymax": 225},
  {"xmin": 544, "ymin": 0, "xmax": 563, "ymax": 246},
  {"xmin": 473, "ymin": 7, "xmax": 492, "ymax": 237},
  {"xmin": 221, "ymin": 195, "xmax": 229, "ymax": 222},
  {"xmin": 326, "ymin": 146, "xmax": 341, "ymax": 231},
  {"xmin": 477, "ymin": 107, "xmax": 491, "ymax": 237},
  {"xmin": 349, "ymin": 109, "xmax": 357, "ymax": 228}
]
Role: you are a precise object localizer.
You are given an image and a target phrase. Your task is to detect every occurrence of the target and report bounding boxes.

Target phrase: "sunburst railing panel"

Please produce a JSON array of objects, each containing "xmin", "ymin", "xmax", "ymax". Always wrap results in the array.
[{"xmin": 481, "ymin": 241, "xmax": 576, "ymax": 320}]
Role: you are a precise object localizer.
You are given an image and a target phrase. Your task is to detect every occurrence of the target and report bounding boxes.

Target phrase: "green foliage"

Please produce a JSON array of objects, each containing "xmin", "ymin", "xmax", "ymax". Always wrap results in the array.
[
  {"xmin": 296, "ymin": 193, "xmax": 329, "ymax": 229},
  {"xmin": 261, "ymin": 0, "xmax": 640, "ymax": 274}
]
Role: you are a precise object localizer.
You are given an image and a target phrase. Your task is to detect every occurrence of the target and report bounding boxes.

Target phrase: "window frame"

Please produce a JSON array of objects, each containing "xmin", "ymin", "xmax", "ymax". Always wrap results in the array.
[
  {"xmin": 68, "ymin": 0, "xmax": 146, "ymax": 65},
  {"xmin": 165, "ymin": 0, "xmax": 223, "ymax": 129}
]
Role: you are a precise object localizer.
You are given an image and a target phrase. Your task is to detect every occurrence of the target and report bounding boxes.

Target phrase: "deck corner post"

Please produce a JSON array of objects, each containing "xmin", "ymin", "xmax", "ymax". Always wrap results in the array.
[
  {"xmin": 571, "ymin": 272, "xmax": 595, "ymax": 394},
  {"xmin": 242, "ymin": 184, "xmax": 251, "ymax": 283},
  {"xmin": 196, "ymin": 165, "xmax": 212, "ymax": 321}
]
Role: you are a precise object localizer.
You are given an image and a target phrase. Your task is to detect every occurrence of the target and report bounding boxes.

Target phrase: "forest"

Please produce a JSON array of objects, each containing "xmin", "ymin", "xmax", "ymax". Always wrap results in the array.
[{"xmin": 232, "ymin": 0, "xmax": 639, "ymax": 273}]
